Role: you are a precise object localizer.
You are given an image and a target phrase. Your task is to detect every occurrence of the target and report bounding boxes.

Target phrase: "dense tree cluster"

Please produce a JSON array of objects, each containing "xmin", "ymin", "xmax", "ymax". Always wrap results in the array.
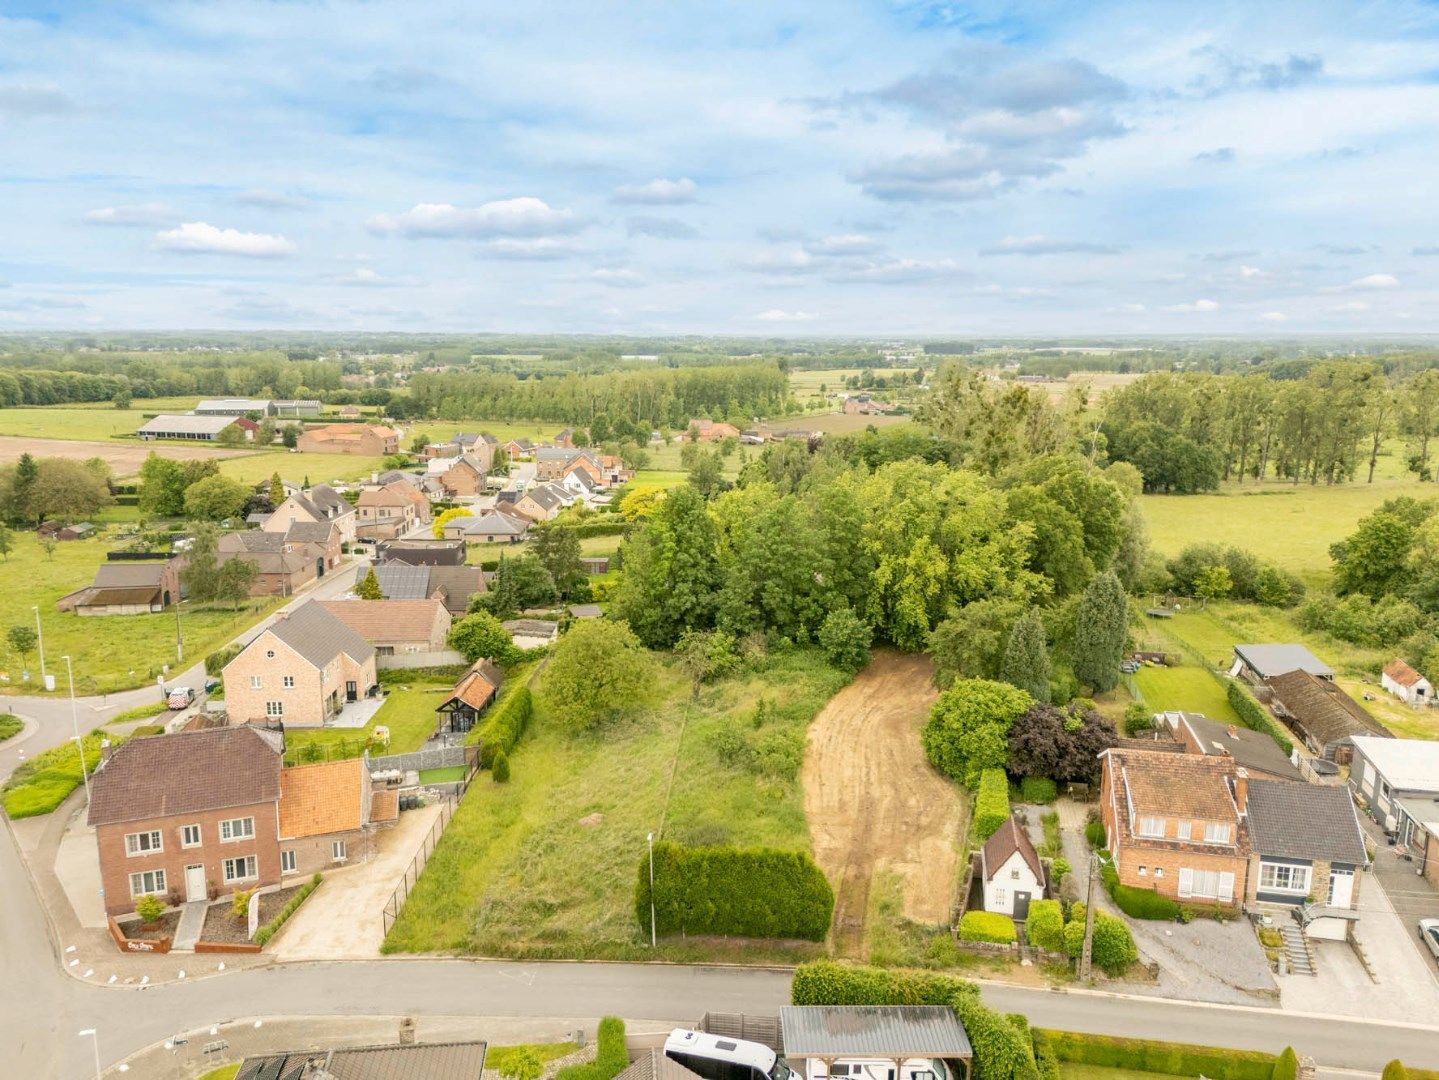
[{"xmin": 0, "ymin": 453, "xmax": 113, "ymax": 524}]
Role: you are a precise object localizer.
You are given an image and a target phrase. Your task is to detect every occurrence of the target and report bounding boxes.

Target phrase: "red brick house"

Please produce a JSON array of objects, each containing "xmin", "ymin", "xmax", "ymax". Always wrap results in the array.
[{"xmin": 688, "ymin": 418, "xmax": 741, "ymax": 442}]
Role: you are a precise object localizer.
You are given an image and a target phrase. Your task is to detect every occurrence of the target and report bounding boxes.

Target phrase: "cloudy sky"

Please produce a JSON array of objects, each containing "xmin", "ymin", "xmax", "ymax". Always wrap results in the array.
[{"xmin": 2, "ymin": 1, "xmax": 1439, "ymax": 335}]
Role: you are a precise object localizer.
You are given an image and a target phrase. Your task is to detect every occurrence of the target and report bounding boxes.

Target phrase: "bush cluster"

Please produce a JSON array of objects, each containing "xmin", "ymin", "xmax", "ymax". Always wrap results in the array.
[
  {"xmin": 958, "ymin": 910, "xmax": 1017, "ymax": 944},
  {"xmin": 1033, "ymin": 1030, "xmax": 1277, "ymax": 1080},
  {"xmin": 1084, "ymin": 816, "xmax": 1106, "ymax": 849},
  {"xmin": 1225, "ymin": 680, "xmax": 1294, "ymax": 755},
  {"xmin": 1100, "ymin": 862, "xmax": 1181, "ymax": 920},
  {"xmin": 790, "ymin": 961, "xmax": 977, "ymax": 1006},
  {"xmin": 1061, "ymin": 902, "xmax": 1138, "ymax": 976},
  {"xmin": 974, "ymin": 768, "xmax": 1011, "ymax": 840},
  {"xmin": 205, "ymin": 642, "xmax": 243, "ymax": 677},
  {"xmin": 1163, "ymin": 544, "xmax": 1305, "ymax": 607},
  {"xmin": 554, "ymin": 1018, "xmax": 627, "ymax": 1080},
  {"xmin": 1025, "ymin": 899, "xmax": 1066, "ymax": 953},
  {"xmin": 636, "ymin": 841, "xmax": 834, "ymax": 941},
  {"xmin": 1019, "ymin": 776, "xmax": 1057, "ymax": 804},
  {"xmin": 472, "ymin": 686, "xmax": 533, "ymax": 768},
  {"xmin": 254, "ymin": 873, "xmax": 322, "ymax": 947},
  {"xmin": 1298, "ymin": 591, "xmax": 1427, "ymax": 648}
]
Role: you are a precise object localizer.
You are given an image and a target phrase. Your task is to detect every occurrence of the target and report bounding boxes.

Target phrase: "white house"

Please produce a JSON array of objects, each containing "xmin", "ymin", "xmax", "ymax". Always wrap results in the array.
[
  {"xmin": 979, "ymin": 815, "xmax": 1045, "ymax": 919},
  {"xmin": 1381, "ymin": 659, "xmax": 1433, "ymax": 707}
]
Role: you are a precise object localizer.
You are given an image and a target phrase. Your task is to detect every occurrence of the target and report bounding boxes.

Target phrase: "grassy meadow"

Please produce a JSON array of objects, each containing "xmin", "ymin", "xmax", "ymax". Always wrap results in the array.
[{"xmin": 381, "ymin": 648, "xmax": 849, "ymax": 959}]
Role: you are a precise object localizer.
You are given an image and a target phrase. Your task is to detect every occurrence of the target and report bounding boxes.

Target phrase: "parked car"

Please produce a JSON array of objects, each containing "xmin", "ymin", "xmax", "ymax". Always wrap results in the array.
[
  {"xmin": 1421, "ymin": 918, "xmax": 1439, "ymax": 963},
  {"xmin": 166, "ymin": 686, "xmax": 196, "ymax": 710}
]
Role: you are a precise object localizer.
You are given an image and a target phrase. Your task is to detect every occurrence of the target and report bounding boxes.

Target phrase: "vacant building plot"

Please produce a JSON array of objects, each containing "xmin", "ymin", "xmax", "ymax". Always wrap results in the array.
[
  {"xmin": 802, "ymin": 650, "xmax": 960, "ymax": 954},
  {"xmin": 0, "ymin": 434, "xmax": 247, "ymax": 475}
]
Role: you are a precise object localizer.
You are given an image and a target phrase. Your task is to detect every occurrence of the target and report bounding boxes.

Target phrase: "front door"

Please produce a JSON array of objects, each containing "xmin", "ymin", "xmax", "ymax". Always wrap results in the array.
[
  {"xmin": 185, "ymin": 864, "xmax": 206, "ymax": 903},
  {"xmin": 346, "ymin": 680, "xmax": 358, "ymax": 702},
  {"xmin": 316, "ymin": 557, "xmax": 325, "ymax": 578},
  {"xmin": 1328, "ymin": 868, "xmax": 1355, "ymax": 908},
  {"xmin": 1013, "ymin": 891, "xmax": 1031, "ymax": 921}
]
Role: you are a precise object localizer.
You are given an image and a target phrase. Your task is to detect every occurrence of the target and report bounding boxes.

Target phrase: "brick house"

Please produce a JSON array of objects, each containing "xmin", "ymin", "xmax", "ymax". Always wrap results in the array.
[
  {"xmin": 513, "ymin": 482, "xmax": 569, "ymax": 522},
  {"xmin": 439, "ymin": 455, "xmax": 491, "ymax": 498},
  {"xmin": 563, "ymin": 454, "xmax": 605, "ymax": 488},
  {"xmin": 372, "ymin": 562, "xmax": 486, "ymax": 617},
  {"xmin": 217, "ymin": 531, "xmax": 317, "ymax": 596},
  {"xmin": 1159, "ymin": 710, "xmax": 1302, "ymax": 782},
  {"xmin": 357, "ymin": 481, "xmax": 428, "ymax": 539},
  {"xmin": 318, "ymin": 598, "xmax": 452, "ymax": 659},
  {"xmin": 502, "ymin": 438, "xmax": 534, "ymax": 458},
  {"xmin": 278, "ymin": 758, "xmax": 398, "ymax": 877},
  {"xmin": 688, "ymin": 418, "xmax": 741, "ymax": 442},
  {"xmin": 262, "ymin": 484, "xmax": 357, "ymax": 544},
  {"xmin": 1098, "ymin": 747, "xmax": 1249, "ymax": 907},
  {"xmin": 296, "ymin": 424, "xmax": 399, "ymax": 456},
  {"xmin": 222, "ymin": 601, "xmax": 378, "ymax": 727},
  {"xmin": 552, "ymin": 428, "xmax": 575, "ymax": 449}
]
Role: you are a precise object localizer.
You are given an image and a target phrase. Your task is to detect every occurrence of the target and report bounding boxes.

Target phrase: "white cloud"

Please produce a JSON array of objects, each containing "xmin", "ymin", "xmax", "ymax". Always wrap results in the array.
[
  {"xmin": 980, "ymin": 234, "xmax": 1125, "ymax": 256},
  {"xmin": 1333, "ymin": 300, "xmax": 1370, "ymax": 312},
  {"xmin": 828, "ymin": 258, "xmax": 967, "ymax": 284},
  {"xmin": 591, "ymin": 268, "xmax": 646, "ymax": 288},
  {"xmin": 333, "ymin": 267, "xmax": 418, "ymax": 287},
  {"xmin": 751, "ymin": 308, "xmax": 817, "ymax": 322},
  {"xmin": 627, "ymin": 216, "xmax": 698, "ymax": 239},
  {"xmin": 612, "ymin": 177, "xmax": 698, "ymax": 205},
  {"xmin": 1238, "ymin": 265, "xmax": 1267, "ymax": 278},
  {"xmin": 1347, "ymin": 272, "xmax": 1399, "ymax": 289},
  {"xmin": 803, "ymin": 234, "xmax": 884, "ymax": 256},
  {"xmin": 483, "ymin": 237, "xmax": 585, "ymax": 259},
  {"xmin": 0, "ymin": 83, "xmax": 75, "ymax": 118},
  {"xmin": 369, "ymin": 197, "xmax": 580, "ymax": 238},
  {"xmin": 84, "ymin": 203, "xmax": 182, "ymax": 227},
  {"xmin": 1164, "ymin": 298, "xmax": 1220, "ymax": 312},
  {"xmin": 1260, "ymin": 311, "xmax": 1287, "ymax": 322},
  {"xmin": 744, "ymin": 249, "xmax": 817, "ymax": 275},
  {"xmin": 154, "ymin": 221, "xmax": 296, "ymax": 257}
]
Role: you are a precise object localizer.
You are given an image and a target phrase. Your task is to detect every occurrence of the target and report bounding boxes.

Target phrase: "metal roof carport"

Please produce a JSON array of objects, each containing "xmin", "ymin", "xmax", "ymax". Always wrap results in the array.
[{"xmin": 780, "ymin": 1007, "xmax": 972, "ymax": 1080}]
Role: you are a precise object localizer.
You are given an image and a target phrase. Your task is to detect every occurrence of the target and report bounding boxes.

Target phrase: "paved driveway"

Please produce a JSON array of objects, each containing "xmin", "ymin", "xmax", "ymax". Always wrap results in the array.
[
  {"xmin": 1363, "ymin": 815, "xmax": 1439, "ymax": 975},
  {"xmin": 268, "ymin": 800, "xmax": 445, "ymax": 960}
]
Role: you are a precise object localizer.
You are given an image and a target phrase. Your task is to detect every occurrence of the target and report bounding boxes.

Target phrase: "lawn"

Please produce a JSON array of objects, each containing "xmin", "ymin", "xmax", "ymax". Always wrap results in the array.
[
  {"xmin": 0, "ymin": 532, "xmax": 285, "ymax": 695},
  {"xmin": 280, "ymin": 677, "xmax": 454, "ymax": 764},
  {"xmin": 217, "ymin": 451, "xmax": 390, "ymax": 487},
  {"xmin": 1128, "ymin": 663, "xmax": 1241, "ymax": 725},
  {"xmin": 382, "ymin": 648, "xmax": 849, "ymax": 959},
  {"xmin": 198, "ymin": 1066, "xmax": 240, "ymax": 1080},
  {"xmin": 0, "ymin": 714, "xmax": 21, "ymax": 741},
  {"xmin": 487, "ymin": 1043, "xmax": 580, "ymax": 1075},
  {"xmin": 419, "ymin": 765, "xmax": 467, "ymax": 784}
]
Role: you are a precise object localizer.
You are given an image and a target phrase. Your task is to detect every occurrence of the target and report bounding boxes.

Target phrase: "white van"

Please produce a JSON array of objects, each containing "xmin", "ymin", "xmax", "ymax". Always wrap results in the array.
[
  {"xmin": 664, "ymin": 1030, "xmax": 794, "ymax": 1080},
  {"xmin": 807, "ymin": 1059, "xmax": 952, "ymax": 1080}
]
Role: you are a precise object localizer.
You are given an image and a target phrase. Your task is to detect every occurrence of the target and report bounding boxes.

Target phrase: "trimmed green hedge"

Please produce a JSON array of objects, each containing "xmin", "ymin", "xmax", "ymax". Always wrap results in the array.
[
  {"xmin": 791, "ymin": 962, "xmax": 977, "ymax": 1006},
  {"xmin": 958, "ymin": 910, "xmax": 1016, "ymax": 944},
  {"xmin": 470, "ymin": 686, "xmax": 533, "ymax": 767},
  {"xmin": 555, "ymin": 1018, "xmax": 627, "ymax": 1080},
  {"xmin": 1033, "ymin": 1030, "xmax": 1276, "ymax": 1080},
  {"xmin": 1226, "ymin": 680, "xmax": 1294, "ymax": 755},
  {"xmin": 1100, "ymin": 862, "xmax": 1181, "ymax": 920},
  {"xmin": 975, "ymin": 767, "xmax": 1011, "ymax": 840},
  {"xmin": 1025, "ymin": 899, "xmax": 1065, "ymax": 953},
  {"xmin": 1019, "ymin": 776, "xmax": 1057, "ymax": 804},
  {"xmin": 637, "ymin": 841, "xmax": 834, "ymax": 941},
  {"xmin": 952, "ymin": 995, "xmax": 1039, "ymax": 1080},
  {"xmin": 1062, "ymin": 904, "xmax": 1138, "ymax": 976},
  {"xmin": 254, "ymin": 873, "xmax": 322, "ymax": 946}
]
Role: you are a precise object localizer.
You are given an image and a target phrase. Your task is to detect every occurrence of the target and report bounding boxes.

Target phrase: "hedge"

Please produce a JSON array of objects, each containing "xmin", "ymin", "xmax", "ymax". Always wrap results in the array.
[
  {"xmin": 1226, "ymin": 680, "xmax": 1294, "ymax": 755},
  {"xmin": 253, "ymin": 873, "xmax": 322, "ymax": 946},
  {"xmin": 958, "ymin": 911, "xmax": 1017, "ymax": 944},
  {"xmin": 1271, "ymin": 1048, "xmax": 1298, "ymax": 1080},
  {"xmin": 791, "ymin": 962, "xmax": 978, "ymax": 1007},
  {"xmin": 1033, "ymin": 1030, "xmax": 1276, "ymax": 1080},
  {"xmin": 470, "ymin": 685, "xmax": 533, "ymax": 767},
  {"xmin": 1061, "ymin": 905, "xmax": 1138, "ymax": 976},
  {"xmin": 1025, "ymin": 899, "xmax": 1065, "ymax": 953},
  {"xmin": 975, "ymin": 768, "xmax": 1011, "ymax": 840},
  {"xmin": 1100, "ymin": 863, "xmax": 1181, "ymax": 921},
  {"xmin": 1019, "ymin": 776, "xmax": 1057, "ymax": 804},
  {"xmin": 638, "ymin": 841, "xmax": 834, "ymax": 941},
  {"xmin": 555, "ymin": 1018, "xmax": 627, "ymax": 1080},
  {"xmin": 952, "ymin": 995, "xmax": 1039, "ymax": 1080}
]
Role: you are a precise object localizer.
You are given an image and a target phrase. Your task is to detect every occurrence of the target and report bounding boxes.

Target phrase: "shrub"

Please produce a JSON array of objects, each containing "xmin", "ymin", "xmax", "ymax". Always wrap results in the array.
[
  {"xmin": 974, "ymin": 768, "xmax": 1011, "ymax": 840},
  {"xmin": 1122, "ymin": 702, "xmax": 1152, "ymax": 736},
  {"xmin": 1381, "ymin": 1063, "xmax": 1409, "ymax": 1080},
  {"xmin": 1084, "ymin": 816, "xmax": 1106, "ymax": 849},
  {"xmin": 232, "ymin": 889, "xmax": 253, "ymax": 919},
  {"xmin": 205, "ymin": 642, "xmax": 243, "ymax": 677},
  {"xmin": 1271, "ymin": 1048, "xmax": 1298, "ymax": 1080},
  {"xmin": 253, "ymin": 873, "xmax": 322, "ymax": 946},
  {"xmin": 1039, "ymin": 811, "xmax": 1062, "ymax": 857},
  {"xmin": 817, "ymin": 608, "xmax": 873, "ymax": 674},
  {"xmin": 951, "ymin": 994, "xmax": 1039, "ymax": 1080},
  {"xmin": 1061, "ymin": 906, "xmax": 1136, "ymax": 975},
  {"xmin": 492, "ymin": 750, "xmax": 511, "ymax": 783},
  {"xmin": 1025, "ymin": 899, "xmax": 1065, "ymax": 953},
  {"xmin": 958, "ymin": 910, "xmax": 1017, "ymax": 944},
  {"xmin": 471, "ymin": 686, "xmax": 533, "ymax": 767},
  {"xmin": 790, "ymin": 961, "xmax": 977, "ymax": 1006},
  {"xmin": 554, "ymin": 1018, "xmax": 628, "ymax": 1080},
  {"xmin": 1020, "ymin": 776, "xmax": 1057, "ymax": 804},
  {"xmin": 637, "ymin": 841, "xmax": 834, "ymax": 941},
  {"xmin": 1100, "ymin": 862, "xmax": 1181, "ymax": 920},
  {"xmin": 130, "ymin": 724, "xmax": 166, "ymax": 737},
  {"xmin": 135, "ymin": 894, "xmax": 165, "ymax": 924},
  {"xmin": 1051, "ymin": 857, "xmax": 1071, "ymax": 883},
  {"xmin": 1033, "ymin": 1030, "xmax": 1276, "ymax": 1080},
  {"xmin": 1226, "ymin": 680, "xmax": 1294, "ymax": 755}
]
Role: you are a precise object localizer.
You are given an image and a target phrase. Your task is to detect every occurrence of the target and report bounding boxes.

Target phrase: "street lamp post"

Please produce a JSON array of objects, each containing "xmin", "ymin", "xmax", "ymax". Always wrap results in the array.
[
  {"xmin": 647, "ymin": 831, "xmax": 656, "ymax": 948},
  {"xmin": 78, "ymin": 1028, "xmax": 101, "ymax": 1080},
  {"xmin": 62, "ymin": 656, "xmax": 91, "ymax": 805},
  {"xmin": 174, "ymin": 597, "xmax": 184, "ymax": 664},
  {"xmin": 32, "ymin": 604, "xmax": 47, "ymax": 687}
]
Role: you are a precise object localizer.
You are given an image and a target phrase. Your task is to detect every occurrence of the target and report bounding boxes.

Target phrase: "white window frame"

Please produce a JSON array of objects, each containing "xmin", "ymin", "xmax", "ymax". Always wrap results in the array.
[
  {"xmin": 1138, "ymin": 816, "xmax": 1165, "ymax": 838},
  {"xmin": 180, "ymin": 824, "xmax": 202, "ymax": 848},
  {"xmin": 219, "ymin": 816, "xmax": 255, "ymax": 842},
  {"xmin": 1259, "ymin": 862, "xmax": 1312, "ymax": 894},
  {"xmin": 282, "ymin": 675, "xmax": 295, "ymax": 688},
  {"xmin": 1175, "ymin": 821, "xmax": 1192, "ymax": 841},
  {"xmin": 223, "ymin": 855, "xmax": 257, "ymax": 883},
  {"xmin": 993, "ymin": 886, "xmax": 1006, "ymax": 908},
  {"xmin": 281, "ymin": 849, "xmax": 297, "ymax": 874},
  {"xmin": 249, "ymin": 675, "xmax": 262, "ymax": 689},
  {"xmin": 129, "ymin": 869, "xmax": 167, "ymax": 898},
  {"xmin": 1154, "ymin": 867, "xmax": 1164, "ymax": 878},
  {"xmin": 1178, "ymin": 868, "xmax": 1236, "ymax": 901},
  {"xmin": 1137, "ymin": 865, "xmax": 1148, "ymax": 876},
  {"xmin": 266, "ymin": 700, "xmax": 284, "ymax": 717},
  {"xmin": 1203, "ymin": 822, "xmax": 1232, "ymax": 845},
  {"xmin": 331, "ymin": 839, "xmax": 347, "ymax": 863},
  {"xmin": 125, "ymin": 830, "xmax": 163, "ymax": 857}
]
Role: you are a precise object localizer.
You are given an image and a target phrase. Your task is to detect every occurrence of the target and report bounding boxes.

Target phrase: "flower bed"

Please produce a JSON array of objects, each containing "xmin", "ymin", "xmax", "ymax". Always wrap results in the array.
[
  {"xmin": 109, "ymin": 911, "xmax": 178, "ymax": 953},
  {"xmin": 198, "ymin": 884, "xmax": 306, "ymax": 950}
]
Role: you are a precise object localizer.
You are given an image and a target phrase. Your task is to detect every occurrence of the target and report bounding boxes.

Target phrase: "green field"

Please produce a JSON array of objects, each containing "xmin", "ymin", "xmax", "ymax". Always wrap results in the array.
[
  {"xmin": 0, "ymin": 532, "xmax": 284, "ymax": 695},
  {"xmin": 1129, "ymin": 663, "xmax": 1240, "ymax": 724},
  {"xmin": 0, "ymin": 406, "xmax": 178, "ymax": 440},
  {"xmin": 788, "ymin": 367, "xmax": 918, "ymax": 393},
  {"xmin": 280, "ymin": 677, "xmax": 453, "ymax": 764},
  {"xmin": 216, "ymin": 450, "xmax": 389, "ymax": 487},
  {"xmin": 382, "ymin": 649, "xmax": 848, "ymax": 959}
]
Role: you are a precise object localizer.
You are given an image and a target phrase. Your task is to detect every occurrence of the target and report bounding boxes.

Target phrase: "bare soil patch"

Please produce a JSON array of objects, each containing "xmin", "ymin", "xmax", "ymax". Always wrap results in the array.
[
  {"xmin": 802, "ymin": 650, "xmax": 962, "ymax": 954},
  {"xmin": 117, "ymin": 908, "xmax": 182, "ymax": 941},
  {"xmin": 201, "ymin": 885, "xmax": 305, "ymax": 944},
  {"xmin": 0, "ymin": 434, "xmax": 249, "ymax": 476}
]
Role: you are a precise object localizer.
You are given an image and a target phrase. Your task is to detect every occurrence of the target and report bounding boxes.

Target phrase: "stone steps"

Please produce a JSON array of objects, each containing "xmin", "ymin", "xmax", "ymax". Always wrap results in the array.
[{"xmin": 1280, "ymin": 924, "xmax": 1315, "ymax": 975}]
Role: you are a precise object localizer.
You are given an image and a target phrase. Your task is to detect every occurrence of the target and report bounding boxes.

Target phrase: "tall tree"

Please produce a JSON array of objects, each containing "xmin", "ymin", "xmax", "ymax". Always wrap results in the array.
[
  {"xmin": 539, "ymin": 619, "xmax": 653, "ymax": 732},
  {"xmin": 531, "ymin": 525, "xmax": 586, "ymax": 599},
  {"xmin": 611, "ymin": 485, "xmax": 720, "ymax": 647},
  {"xmin": 11, "ymin": 453, "xmax": 38, "ymax": 523},
  {"xmin": 181, "ymin": 522, "xmax": 222, "ymax": 603},
  {"xmin": 1072, "ymin": 570, "xmax": 1128, "ymax": 693},
  {"xmin": 355, "ymin": 567, "xmax": 383, "ymax": 599},
  {"xmin": 182, "ymin": 474, "xmax": 249, "ymax": 522},
  {"xmin": 28, "ymin": 459, "xmax": 113, "ymax": 522},
  {"xmin": 999, "ymin": 609, "xmax": 1051, "ymax": 703},
  {"xmin": 268, "ymin": 472, "xmax": 285, "ymax": 506}
]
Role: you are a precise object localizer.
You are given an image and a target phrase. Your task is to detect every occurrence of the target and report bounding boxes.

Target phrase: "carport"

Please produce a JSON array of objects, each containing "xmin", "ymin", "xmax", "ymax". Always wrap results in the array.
[{"xmin": 779, "ymin": 1006, "xmax": 972, "ymax": 1080}]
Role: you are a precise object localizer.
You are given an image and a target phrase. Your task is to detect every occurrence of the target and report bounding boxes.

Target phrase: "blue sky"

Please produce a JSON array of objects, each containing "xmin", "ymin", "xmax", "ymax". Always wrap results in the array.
[{"xmin": 2, "ymin": 0, "xmax": 1439, "ymax": 334}]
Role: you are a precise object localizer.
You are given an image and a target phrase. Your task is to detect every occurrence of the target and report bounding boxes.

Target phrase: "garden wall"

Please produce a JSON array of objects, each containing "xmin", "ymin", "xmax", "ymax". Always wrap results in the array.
[
  {"xmin": 107, "ymin": 916, "xmax": 171, "ymax": 954},
  {"xmin": 366, "ymin": 745, "xmax": 471, "ymax": 774}
]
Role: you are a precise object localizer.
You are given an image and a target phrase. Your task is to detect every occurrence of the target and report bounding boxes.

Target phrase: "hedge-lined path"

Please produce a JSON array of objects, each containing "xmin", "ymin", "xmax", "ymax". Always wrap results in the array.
[{"xmin": 802, "ymin": 650, "xmax": 959, "ymax": 954}]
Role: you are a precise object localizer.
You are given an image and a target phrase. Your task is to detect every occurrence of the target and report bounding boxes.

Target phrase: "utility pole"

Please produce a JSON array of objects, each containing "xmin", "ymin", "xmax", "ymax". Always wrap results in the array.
[
  {"xmin": 1079, "ymin": 853, "xmax": 1099, "ymax": 980},
  {"xmin": 647, "ymin": 831, "xmax": 656, "ymax": 948},
  {"xmin": 32, "ymin": 604, "xmax": 47, "ymax": 688}
]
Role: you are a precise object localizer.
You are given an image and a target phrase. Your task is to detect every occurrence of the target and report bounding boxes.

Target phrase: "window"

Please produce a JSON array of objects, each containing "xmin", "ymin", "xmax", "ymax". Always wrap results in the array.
[
  {"xmin": 282, "ymin": 675, "xmax": 295, "ymax": 688},
  {"xmin": 1176, "ymin": 821, "xmax": 1192, "ymax": 841},
  {"xmin": 124, "ymin": 830, "xmax": 162, "ymax": 856},
  {"xmin": 1178, "ymin": 868, "xmax": 1235, "ymax": 901},
  {"xmin": 1154, "ymin": 868, "xmax": 1164, "ymax": 878},
  {"xmin": 1009, "ymin": 867, "xmax": 1021, "ymax": 880},
  {"xmin": 1203, "ymin": 823, "xmax": 1232, "ymax": 845},
  {"xmin": 249, "ymin": 675, "xmax": 262, "ymax": 689},
  {"xmin": 266, "ymin": 700, "xmax": 284, "ymax": 717},
  {"xmin": 223, "ymin": 855, "xmax": 257, "ymax": 883},
  {"xmin": 266, "ymin": 649, "xmax": 275, "ymax": 658},
  {"xmin": 332, "ymin": 839, "xmax": 347, "ymax": 862},
  {"xmin": 1137, "ymin": 865, "xmax": 1148, "ymax": 876},
  {"xmin": 129, "ymin": 869, "xmax": 166, "ymax": 898},
  {"xmin": 281, "ymin": 850, "xmax": 297, "ymax": 874},
  {"xmin": 219, "ymin": 816, "xmax": 255, "ymax": 842},
  {"xmin": 993, "ymin": 887, "xmax": 1006, "ymax": 907},
  {"xmin": 1138, "ymin": 816, "xmax": 1165, "ymax": 838},
  {"xmin": 376, "ymin": 646, "xmax": 395, "ymax": 657},
  {"xmin": 180, "ymin": 824, "xmax": 201, "ymax": 848},
  {"xmin": 1259, "ymin": 862, "xmax": 1311, "ymax": 894}
]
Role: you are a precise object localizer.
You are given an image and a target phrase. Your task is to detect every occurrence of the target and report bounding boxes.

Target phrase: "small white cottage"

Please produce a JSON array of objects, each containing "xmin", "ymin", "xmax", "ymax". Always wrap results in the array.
[
  {"xmin": 1382, "ymin": 659, "xmax": 1433, "ymax": 707},
  {"xmin": 980, "ymin": 815, "xmax": 1045, "ymax": 919}
]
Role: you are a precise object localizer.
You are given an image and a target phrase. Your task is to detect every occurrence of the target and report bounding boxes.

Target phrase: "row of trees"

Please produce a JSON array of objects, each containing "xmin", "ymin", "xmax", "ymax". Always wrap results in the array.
[{"xmin": 0, "ymin": 453, "xmax": 113, "ymax": 524}]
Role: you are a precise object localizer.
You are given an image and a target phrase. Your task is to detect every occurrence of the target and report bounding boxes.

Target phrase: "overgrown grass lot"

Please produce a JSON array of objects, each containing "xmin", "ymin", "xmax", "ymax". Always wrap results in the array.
[
  {"xmin": 0, "ymin": 533, "xmax": 284, "ymax": 694},
  {"xmin": 381, "ymin": 647, "xmax": 849, "ymax": 960}
]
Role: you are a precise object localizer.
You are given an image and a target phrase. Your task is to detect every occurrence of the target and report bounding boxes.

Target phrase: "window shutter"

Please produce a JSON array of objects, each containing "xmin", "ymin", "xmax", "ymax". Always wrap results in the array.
[
  {"xmin": 1178, "ymin": 868, "xmax": 1194, "ymax": 898},
  {"xmin": 1219, "ymin": 871, "xmax": 1235, "ymax": 901}
]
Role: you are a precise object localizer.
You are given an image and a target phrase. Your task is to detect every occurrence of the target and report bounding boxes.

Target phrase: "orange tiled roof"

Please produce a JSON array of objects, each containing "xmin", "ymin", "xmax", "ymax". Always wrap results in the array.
[{"xmin": 279, "ymin": 759, "xmax": 364, "ymax": 838}]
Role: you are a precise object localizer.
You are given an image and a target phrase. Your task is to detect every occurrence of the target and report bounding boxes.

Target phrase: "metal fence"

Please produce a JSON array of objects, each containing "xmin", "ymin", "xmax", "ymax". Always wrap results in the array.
[{"xmin": 379, "ymin": 755, "xmax": 480, "ymax": 936}]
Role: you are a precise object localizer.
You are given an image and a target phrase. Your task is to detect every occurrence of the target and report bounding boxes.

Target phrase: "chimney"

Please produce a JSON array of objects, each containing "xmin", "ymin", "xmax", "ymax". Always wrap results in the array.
[
  {"xmin": 99, "ymin": 738, "xmax": 114, "ymax": 765},
  {"xmin": 1234, "ymin": 766, "xmax": 1249, "ymax": 817},
  {"xmin": 398, "ymin": 1017, "xmax": 416, "ymax": 1046},
  {"xmin": 274, "ymin": 611, "xmax": 289, "ymax": 622}
]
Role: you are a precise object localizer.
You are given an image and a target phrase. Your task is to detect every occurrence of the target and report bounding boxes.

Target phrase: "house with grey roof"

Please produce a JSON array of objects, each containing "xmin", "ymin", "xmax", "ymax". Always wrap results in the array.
[
  {"xmin": 1162, "ymin": 710, "xmax": 1302, "ymax": 782},
  {"xmin": 222, "ymin": 601, "xmax": 379, "ymax": 727},
  {"xmin": 779, "ymin": 1005, "xmax": 972, "ymax": 1080},
  {"xmin": 236, "ymin": 1040, "xmax": 487, "ymax": 1080},
  {"xmin": 370, "ymin": 561, "xmax": 485, "ymax": 616},
  {"xmin": 194, "ymin": 397, "xmax": 274, "ymax": 416},
  {"xmin": 56, "ymin": 556, "xmax": 184, "ymax": 616},
  {"xmin": 1243, "ymin": 775, "xmax": 1370, "ymax": 940},
  {"xmin": 262, "ymin": 483, "xmax": 357, "ymax": 544}
]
